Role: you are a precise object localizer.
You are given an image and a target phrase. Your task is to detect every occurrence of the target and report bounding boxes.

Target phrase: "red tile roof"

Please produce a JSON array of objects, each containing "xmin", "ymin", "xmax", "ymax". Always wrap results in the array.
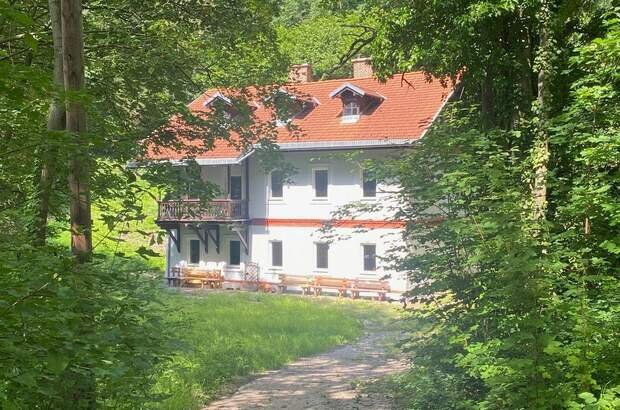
[{"xmin": 146, "ymin": 72, "xmax": 453, "ymax": 161}]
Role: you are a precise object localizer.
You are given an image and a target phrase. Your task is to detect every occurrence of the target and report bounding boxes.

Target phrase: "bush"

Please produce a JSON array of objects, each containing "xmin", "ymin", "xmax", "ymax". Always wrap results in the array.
[{"xmin": 0, "ymin": 244, "xmax": 174, "ymax": 409}]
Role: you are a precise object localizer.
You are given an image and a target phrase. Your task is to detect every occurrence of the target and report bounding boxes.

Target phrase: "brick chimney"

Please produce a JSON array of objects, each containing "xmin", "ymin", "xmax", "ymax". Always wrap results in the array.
[
  {"xmin": 288, "ymin": 63, "xmax": 313, "ymax": 83},
  {"xmin": 352, "ymin": 57, "xmax": 373, "ymax": 78}
]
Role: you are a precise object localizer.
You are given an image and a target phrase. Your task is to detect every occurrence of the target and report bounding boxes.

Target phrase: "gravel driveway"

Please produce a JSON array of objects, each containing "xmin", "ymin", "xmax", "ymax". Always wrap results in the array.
[{"xmin": 204, "ymin": 326, "xmax": 406, "ymax": 409}]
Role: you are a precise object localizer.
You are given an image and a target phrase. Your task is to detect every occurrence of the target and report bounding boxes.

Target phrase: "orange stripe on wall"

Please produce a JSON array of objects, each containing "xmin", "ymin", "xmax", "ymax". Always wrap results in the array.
[{"xmin": 250, "ymin": 218, "xmax": 406, "ymax": 229}]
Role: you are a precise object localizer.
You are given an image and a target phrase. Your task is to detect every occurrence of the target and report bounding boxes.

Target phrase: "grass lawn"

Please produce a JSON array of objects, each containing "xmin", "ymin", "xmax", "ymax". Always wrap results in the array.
[{"xmin": 154, "ymin": 290, "xmax": 395, "ymax": 409}]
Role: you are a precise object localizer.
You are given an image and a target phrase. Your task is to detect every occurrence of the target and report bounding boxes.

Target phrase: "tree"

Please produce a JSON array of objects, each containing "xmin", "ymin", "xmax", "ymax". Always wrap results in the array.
[
  {"xmin": 358, "ymin": 1, "xmax": 620, "ymax": 407},
  {"xmin": 62, "ymin": 0, "xmax": 92, "ymax": 262},
  {"xmin": 33, "ymin": 0, "xmax": 64, "ymax": 246},
  {"xmin": 276, "ymin": 0, "xmax": 370, "ymax": 79},
  {"xmin": 0, "ymin": 0, "xmax": 287, "ymax": 407}
]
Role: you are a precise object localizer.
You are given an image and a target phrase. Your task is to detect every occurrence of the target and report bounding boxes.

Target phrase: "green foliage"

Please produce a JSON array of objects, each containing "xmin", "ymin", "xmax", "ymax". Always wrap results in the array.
[
  {"xmin": 0, "ymin": 245, "xmax": 173, "ymax": 409},
  {"xmin": 276, "ymin": 0, "xmax": 369, "ymax": 79},
  {"xmin": 277, "ymin": 14, "xmax": 364, "ymax": 79},
  {"xmin": 0, "ymin": 0, "xmax": 291, "ymax": 408},
  {"xmin": 359, "ymin": 2, "xmax": 620, "ymax": 408}
]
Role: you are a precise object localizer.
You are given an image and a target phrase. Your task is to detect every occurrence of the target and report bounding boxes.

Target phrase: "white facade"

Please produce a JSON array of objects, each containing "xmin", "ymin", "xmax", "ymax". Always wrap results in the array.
[{"xmin": 164, "ymin": 148, "xmax": 409, "ymax": 292}]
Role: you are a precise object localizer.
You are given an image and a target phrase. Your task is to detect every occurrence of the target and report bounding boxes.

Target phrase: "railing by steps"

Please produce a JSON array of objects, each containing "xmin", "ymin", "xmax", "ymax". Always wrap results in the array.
[{"xmin": 157, "ymin": 199, "xmax": 248, "ymax": 222}]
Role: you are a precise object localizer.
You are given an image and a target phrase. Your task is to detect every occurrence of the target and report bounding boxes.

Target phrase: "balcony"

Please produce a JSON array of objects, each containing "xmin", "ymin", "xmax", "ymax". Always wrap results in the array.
[{"xmin": 156, "ymin": 199, "xmax": 248, "ymax": 224}]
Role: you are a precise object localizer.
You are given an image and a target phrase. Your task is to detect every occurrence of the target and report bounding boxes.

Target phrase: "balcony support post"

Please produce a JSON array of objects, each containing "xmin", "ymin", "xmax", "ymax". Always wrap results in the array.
[
  {"xmin": 232, "ymin": 224, "xmax": 249, "ymax": 255},
  {"xmin": 188, "ymin": 224, "xmax": 209, "ymax": 254}
]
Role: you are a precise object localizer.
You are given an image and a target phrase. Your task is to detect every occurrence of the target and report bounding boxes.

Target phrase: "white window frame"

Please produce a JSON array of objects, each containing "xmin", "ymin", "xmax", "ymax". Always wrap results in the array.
[
  {"xmin": 268, "ymin": 170, "xmax": 285, "ymax": 201},
  {"xmin": 361, "ymin": 243, "xmax": 377, "ymax": 275},
  {"xmin": 311, "ymin": 166, "xmax": 329, "ymax": 201},
  {"xmin": 342, "ymin": 100, "xmax": 360, "ymax": 123},
  {"xmin": 274, "ymin": 118, "xmax": 291, "ymax": 127},
  {"xmin": 269, "ymin": 240, "xmax": 283, "ymax": 270},
  {"xmin": 314, "ymin": 242, "xmax": 329, "ymax": 272}
]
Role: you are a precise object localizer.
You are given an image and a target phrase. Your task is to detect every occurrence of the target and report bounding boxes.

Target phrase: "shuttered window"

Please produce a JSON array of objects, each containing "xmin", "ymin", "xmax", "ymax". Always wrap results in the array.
[
  {"xmin": 271, "ymin": 241, "xmax": 283, "ymax": 267},
  {"xmin": 229, "ymin": 240, "xmax": 241, "ymax": 265},
  {"xmin": 189, "ymin": 239, "xmax": 200, "ymax": 264},
  {"xmin": 316, "ymin": 243, "xmax": 329, "ymax": 269},
  {"xmin": 363, "ymin": 244, "xmax": 376, "ymax": 271}
]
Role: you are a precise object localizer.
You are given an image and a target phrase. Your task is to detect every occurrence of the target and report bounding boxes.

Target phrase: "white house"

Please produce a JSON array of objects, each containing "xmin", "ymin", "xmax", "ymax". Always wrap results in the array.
[{"xmin": 146, "ymin": 58, "xmax": 453, "ymax": 294}]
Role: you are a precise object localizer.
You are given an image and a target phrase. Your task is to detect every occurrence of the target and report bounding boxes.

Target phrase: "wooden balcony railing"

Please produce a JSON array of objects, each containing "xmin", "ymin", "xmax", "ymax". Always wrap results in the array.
[{"xmin": 157, "ymin": 199, "xmax": 248, "ymax": 222}]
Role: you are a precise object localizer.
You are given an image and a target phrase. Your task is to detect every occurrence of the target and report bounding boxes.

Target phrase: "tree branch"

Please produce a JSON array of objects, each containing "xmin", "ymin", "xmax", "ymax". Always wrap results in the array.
[{"xmin": 322, "ymin": 24, "xmax": 376, "ymax": 79}]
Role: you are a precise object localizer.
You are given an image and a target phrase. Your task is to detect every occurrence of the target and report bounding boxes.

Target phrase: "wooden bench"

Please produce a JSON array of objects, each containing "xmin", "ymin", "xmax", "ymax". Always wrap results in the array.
[
  {"xmin": 349, "ymin": 279, "xmax": 390, "ymax": 301},
  {"xmin": 173, "ymin": 267, "xmax": 224, "ymax": 289},
  {"xmin": 277, "ymin": 274, "xmax": 314, "ymax": 295},
  {"xmin": 313, "ymin": 276, "xmax": 350, "ymax": 297}
]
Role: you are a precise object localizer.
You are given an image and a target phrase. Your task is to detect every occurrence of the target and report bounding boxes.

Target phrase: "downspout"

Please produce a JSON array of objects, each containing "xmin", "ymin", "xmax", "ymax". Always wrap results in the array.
[
  {"xmin": 245, "ymin": 157, "xmax": 251, "ymax": 260},
  {"xmin": 245, "ymin": 157, "xmax": 250, "ymax": 213}
]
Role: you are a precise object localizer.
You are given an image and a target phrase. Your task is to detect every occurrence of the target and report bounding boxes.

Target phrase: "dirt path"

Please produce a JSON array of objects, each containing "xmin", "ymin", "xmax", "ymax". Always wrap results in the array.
[{"xmin": 205, "ymin": 325, "xmax": 406, "ymax": 409}]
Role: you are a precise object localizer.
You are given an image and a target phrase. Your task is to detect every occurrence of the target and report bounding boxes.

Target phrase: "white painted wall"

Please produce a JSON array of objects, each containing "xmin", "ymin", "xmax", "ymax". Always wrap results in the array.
[
  {"xmin": 166, "ymin": 148, "xmax": 409, "ymax": 292},
  {"xmin": 248, "ymin": 149, "xmax": 400, "ymax": 220},
  {"xmin": 250, "ymin": 224, "xmax": 408, "ymax": 291}
]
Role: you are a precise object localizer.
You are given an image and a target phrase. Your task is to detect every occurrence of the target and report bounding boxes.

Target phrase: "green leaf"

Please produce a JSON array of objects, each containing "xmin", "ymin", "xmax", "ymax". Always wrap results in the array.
[
  {"xmin": 46, "ymin": 355, "xmax": 69, "ymax": 375},
  {"xmin": 578, "ymin": 392, "xmax": 597, "ymax": 405},
  {"xmin": 23, "ymin": 33, "xmax": 37, "ymax": 51}
]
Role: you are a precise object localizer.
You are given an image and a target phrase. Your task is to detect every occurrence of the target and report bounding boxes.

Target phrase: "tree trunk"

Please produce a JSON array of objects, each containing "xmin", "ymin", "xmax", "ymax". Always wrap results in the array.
[
  {"xmin": 33, "ymin": 0, "xmax": 65, "ymax": 246},
  {"xmin": 62, "ymin": 0, "xmax": 91, "ymax": 262},
  {"xmin": 533, "ymin": 4, "xmax": 550, "ymax": 221}
]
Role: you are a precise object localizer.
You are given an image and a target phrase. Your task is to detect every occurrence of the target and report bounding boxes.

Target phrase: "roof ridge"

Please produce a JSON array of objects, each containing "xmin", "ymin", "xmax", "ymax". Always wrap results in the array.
[
  {"xmin": 286, "ymin": 71, "xmax": 421, "ymax": 86},
  {"xmin": 188, "ymin": 72, "xmax": 423, "ymax": 107}
]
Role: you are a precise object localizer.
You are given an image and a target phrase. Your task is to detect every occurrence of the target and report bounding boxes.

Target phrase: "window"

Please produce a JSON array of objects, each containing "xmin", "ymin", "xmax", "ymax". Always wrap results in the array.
[
  {"xmin": 362, "ymin": 169, "xmax": 376, "ymax": 198},
  {"xmin": 270, "ymin": 170, "xmax": 283, "ymax": 198},
  {"xmin": 189, "ymin": 239, "xmax": 200, "ymax": 264},
  {"xmin": 229, "ymin": 240, "xmax": 241, "ymax": 265},
  {"xmin": 344, "ymin": 100, "xmax": 360, "ymax": 117},
  {"xmin": 230, "ymin": 176, "xmax": 242, "ymax": 200},
  {"xmin": 313, "ymin": 169, "xmax": 328, "ymax": 198},
  {"xmin": 342, "ymin": 98, "xmax": 361, "ymax": 123},
  {"xmin": 273, "ymin": 92, "xmax": 299, "ymax": 126},
  {"xmin": 363, "ymin": 244, "xmax": 376, "ymax": 271},
  {"xmin": 316, "ymin": 243, "xmax": 329, "ymax": 269},
  {"xmin": 271, "ymin": 241, "xmax": 283, "ymax": 267}
]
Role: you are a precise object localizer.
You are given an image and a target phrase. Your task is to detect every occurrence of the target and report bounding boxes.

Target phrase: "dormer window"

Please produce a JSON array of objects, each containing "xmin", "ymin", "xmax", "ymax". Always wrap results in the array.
[
  {"xmin": 204, "ymin": 92, "xmax": 237, "ymax": 121},
  {"xmin": 329, "ymin": 82, "xmax": 385, "ymax": 124},
  {"xmin": 269, "ymin": 88, "xmax": 318, "ymax": 127},
  {"xmin": 204, "ymin": 92, "xmax": 232, "ymax": 108}
]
